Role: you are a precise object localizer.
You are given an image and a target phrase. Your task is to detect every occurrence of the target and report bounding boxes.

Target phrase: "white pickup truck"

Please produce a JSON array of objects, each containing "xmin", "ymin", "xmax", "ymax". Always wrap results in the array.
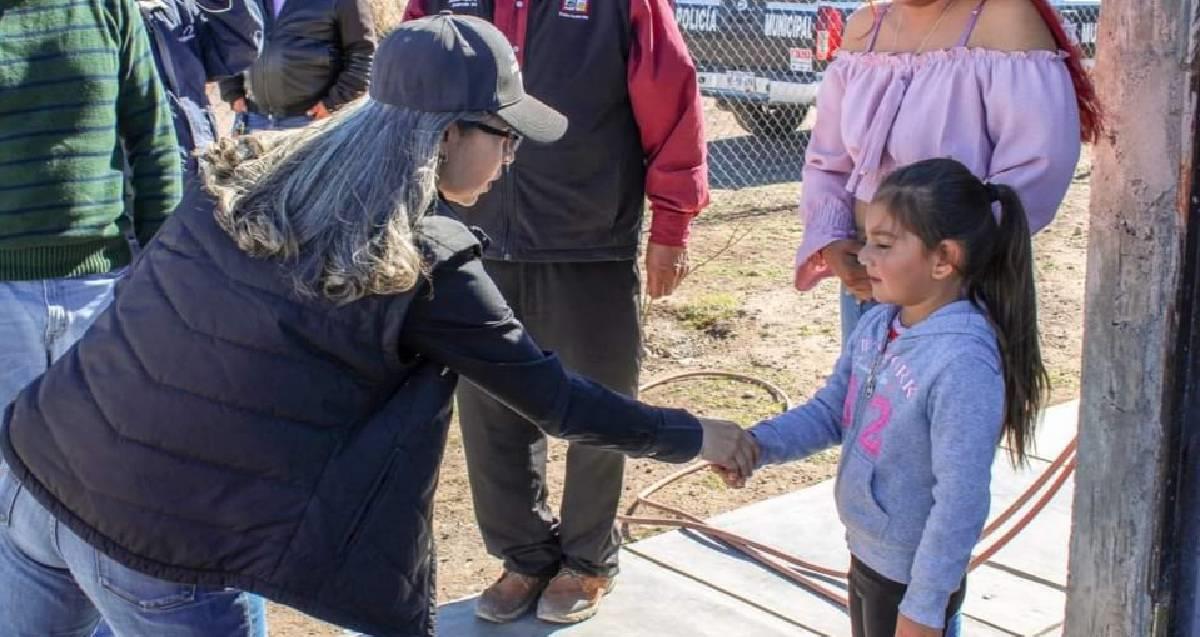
[{"xmin": 674, "ymin": 0, "xmax": 1101, "ymax": 137}]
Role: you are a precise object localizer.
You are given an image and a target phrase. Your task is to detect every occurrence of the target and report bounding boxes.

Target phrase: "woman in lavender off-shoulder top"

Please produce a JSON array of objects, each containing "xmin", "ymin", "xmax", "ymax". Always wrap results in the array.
[{"xmin": 794, "ymin": 0, "xmax": 1102, "ymax": 341}]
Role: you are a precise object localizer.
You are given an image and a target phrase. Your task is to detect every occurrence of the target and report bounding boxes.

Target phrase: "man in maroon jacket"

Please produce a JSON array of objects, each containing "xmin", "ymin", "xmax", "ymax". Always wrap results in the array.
[{"xmin": 404, "ymin": 0, "xmax": 708, "ymax": 625}]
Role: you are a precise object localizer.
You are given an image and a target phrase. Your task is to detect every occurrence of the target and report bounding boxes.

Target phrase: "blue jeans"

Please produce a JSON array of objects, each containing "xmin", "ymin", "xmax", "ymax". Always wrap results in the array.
[
  {"xmin": 0, "ymin": 273, "xmax": 267, "ymax": 636},
  {"xmin": 89, "ymin": 591, "xmax": 266, "ymax": 637},
  {"xmin": 236, "ymin": 111, "xmax": 313, "ymax": 134},
  {"xmin": 0, "ymin": 271, "xmax": 125, "ymax": 412},
  {"xmin": 839, "ymin": 285, "xmax": 878, "ymax": 347},
  {"xmin": 0, "ymin": 472, "xmax": 264, "ymax": 637}
]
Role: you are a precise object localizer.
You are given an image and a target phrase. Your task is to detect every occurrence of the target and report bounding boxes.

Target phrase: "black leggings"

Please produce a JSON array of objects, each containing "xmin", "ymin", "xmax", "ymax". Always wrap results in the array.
[{"xmin": 848, "ymin": 557, "xmax": 966, "ymax": 637}]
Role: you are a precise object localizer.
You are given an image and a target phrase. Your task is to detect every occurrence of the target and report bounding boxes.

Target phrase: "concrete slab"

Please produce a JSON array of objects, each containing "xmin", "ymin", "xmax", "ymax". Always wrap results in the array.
[
  {"xmin": 434, "ymin": 402, "xmax": 1079, "ymax": 637},
  {"xmin": 435, "ymin": 552, "xmax": 815, "ymax": 636},
  {"xmin": 634, "ymin": 482, "xmax": 852, "ymax": 635},
  {"xmin": 964, "ymin": 565, "xmax": 1065, "ymax": 635},
  {"xmin": 962, "ymin": 617, "xmax": 1019, "ymax": 636},
  {"xmin": 1024, "ymin": 400, "xmax": 1079, "ymax": 464},
  {"xmin": 632, "ymin": 449, "xmax": 1075, "ymax": 634},
  {"xmin": 980, "ymin": 478, "xmax": 1073, "ymax": 589},
  {"xmin": 985, "ymin": 400, "xmax": 1077, "ymax": 589}
]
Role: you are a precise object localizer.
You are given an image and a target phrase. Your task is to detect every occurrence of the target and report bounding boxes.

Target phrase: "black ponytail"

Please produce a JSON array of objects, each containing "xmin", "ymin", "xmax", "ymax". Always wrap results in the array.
[
  {"xmin": 972, "ymin": 183, "xmax": 1049, "ymax": 466},
  {"xmin": 873, "ymin": 159, "xmax": 1049, "ymax": 466}
]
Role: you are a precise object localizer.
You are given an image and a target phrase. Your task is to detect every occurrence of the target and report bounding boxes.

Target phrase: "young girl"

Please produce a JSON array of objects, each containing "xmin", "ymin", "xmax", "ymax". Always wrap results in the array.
[{"xmin": 724, "ymin": 157, "xmax": 1049, "ymax": 637}]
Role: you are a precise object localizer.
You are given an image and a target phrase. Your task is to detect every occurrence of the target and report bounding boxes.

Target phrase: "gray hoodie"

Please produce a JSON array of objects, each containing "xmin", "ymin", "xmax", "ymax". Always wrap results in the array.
[{"xmin": 750, "ymin": 300, "xmax": 1005, "ymax": 629}]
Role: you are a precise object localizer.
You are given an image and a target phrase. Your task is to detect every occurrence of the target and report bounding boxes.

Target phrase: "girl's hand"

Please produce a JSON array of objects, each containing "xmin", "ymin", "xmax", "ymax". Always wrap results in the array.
[{"xmin": 895, "ymin": 614, "xmax": 941, "ymax": 637}]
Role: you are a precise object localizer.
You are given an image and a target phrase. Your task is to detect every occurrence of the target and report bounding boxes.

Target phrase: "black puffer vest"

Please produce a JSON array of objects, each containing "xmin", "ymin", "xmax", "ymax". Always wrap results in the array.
[{"xmin": 0, "ymin": 183, "xmax": 479, "ymax": 636}]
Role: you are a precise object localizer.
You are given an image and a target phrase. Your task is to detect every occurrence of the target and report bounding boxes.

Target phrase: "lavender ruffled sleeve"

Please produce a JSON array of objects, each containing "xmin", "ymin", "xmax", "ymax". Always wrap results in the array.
[
  {"xmin": 794, "ymin": 60, "xmax": 858, "ymax": 291},
  {"xmin": 983, "ymin": 52, "xmax": 1081, "ymax": 232}
]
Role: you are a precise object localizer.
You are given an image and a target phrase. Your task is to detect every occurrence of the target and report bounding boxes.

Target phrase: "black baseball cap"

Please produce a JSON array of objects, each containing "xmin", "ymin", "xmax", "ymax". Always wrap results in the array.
[{"xmin": 369, "ymin": 13, "xmax": 567, "ymax": 143}]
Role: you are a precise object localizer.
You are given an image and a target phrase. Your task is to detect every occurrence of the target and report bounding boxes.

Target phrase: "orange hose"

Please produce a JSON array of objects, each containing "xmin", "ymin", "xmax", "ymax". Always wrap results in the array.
[
  {"xmin": 981, "ymin": 438, "xmax": 1078, "ymax": 540},
  {"xmin": 625, "ymin": 371, "xmax": 1078, "ymax": 605},
  {"xmin": 970, "ymin": 454, "xmax": 1077, "ymax": 570},
  {"xmin": 622, "ymin": 438, "xmax": 1078, "ymax": 601}
]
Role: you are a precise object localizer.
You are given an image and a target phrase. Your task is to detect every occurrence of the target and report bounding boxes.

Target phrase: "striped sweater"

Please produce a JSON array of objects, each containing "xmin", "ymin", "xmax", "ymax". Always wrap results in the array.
[{"xmin": 0, "ymin": 0, "xmax": 182, "ymax": 280}]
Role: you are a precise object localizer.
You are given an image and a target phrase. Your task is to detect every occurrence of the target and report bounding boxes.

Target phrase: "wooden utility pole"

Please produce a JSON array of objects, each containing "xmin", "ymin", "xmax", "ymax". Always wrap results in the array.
[{"xmin": 1066, "ymin": 2, "xmax": 1200, "ymax": 635}]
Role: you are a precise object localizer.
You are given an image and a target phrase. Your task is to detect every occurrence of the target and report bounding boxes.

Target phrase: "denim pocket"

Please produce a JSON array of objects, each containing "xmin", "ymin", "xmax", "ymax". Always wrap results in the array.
[{"xmin": 97, "ymin": 553, "xmax": 197, "ymax": 611}]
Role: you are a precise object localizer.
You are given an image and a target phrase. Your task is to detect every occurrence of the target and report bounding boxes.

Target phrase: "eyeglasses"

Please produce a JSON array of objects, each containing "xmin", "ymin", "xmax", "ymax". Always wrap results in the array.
[{"xmin": 460, "ymin": 121, "xmax": 523, "ymax": 159}]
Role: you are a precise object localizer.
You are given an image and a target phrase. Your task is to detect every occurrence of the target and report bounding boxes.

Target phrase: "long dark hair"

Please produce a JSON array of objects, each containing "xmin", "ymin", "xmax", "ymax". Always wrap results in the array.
[
  {"xmin": 873, "ymin": 158, "xmax": 1048, "ymax": 464},
  {"xmin": 1026, "ymin": 0, "xmax": 1103, "ymax": 143}
]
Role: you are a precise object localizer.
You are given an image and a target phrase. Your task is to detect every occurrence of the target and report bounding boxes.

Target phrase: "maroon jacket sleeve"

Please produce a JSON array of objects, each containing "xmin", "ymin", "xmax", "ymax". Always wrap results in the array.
[
  {"xmin": 628, "ymin": 0, "xmax": 710, "ymax": 247},
  {"xmin": 403, "ymin": 0, "xmax": 427, "ymax": 20}
]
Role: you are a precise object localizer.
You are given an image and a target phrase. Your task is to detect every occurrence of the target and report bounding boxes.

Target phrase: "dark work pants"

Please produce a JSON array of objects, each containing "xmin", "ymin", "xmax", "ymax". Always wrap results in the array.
[
  {"xmin": 848, "ymin": 557, "xmax": 966, "ymax": 637},
  {"xmin": 457, "ymin": 260, "xmax": 641, "ymax": 579}
]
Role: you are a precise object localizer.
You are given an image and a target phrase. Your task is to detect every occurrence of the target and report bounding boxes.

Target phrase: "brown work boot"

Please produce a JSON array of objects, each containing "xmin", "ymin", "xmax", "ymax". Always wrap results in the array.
[
  {"xmin": 535, "ymin": 567, "xmax": 616, "ymax": 624},
  {"xmin": 475, "ymin": 570, "xmax": 549, "ymax": 623}
]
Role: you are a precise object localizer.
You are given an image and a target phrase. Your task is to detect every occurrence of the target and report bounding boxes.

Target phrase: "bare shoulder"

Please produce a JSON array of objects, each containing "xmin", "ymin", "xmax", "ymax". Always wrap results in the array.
[
  {"xmin": 839, "ymin": 4, "xmax": 883, "ymax": 53},
  {"xmin": 972, "ymin": 0, "xmax": 1058, "ymax": 52}
]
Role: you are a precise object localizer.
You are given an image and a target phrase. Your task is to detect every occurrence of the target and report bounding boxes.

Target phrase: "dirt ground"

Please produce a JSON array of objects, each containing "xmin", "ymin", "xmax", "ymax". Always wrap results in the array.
[{"xmin": 258, "ymin": 99, "xmax": 1093, "ymax": 634}]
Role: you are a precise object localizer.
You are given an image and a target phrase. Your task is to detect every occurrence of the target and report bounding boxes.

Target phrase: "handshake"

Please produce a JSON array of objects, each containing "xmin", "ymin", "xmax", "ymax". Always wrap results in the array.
[{"xmin": 698, "ymin": 418, "xmax": 761, "ymax": 488}]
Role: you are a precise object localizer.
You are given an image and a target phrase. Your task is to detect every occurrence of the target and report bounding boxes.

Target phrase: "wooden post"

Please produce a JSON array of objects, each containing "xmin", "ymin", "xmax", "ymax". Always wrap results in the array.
[{"xmin": 1065, "ymin": 2, "xmax": 1200, "ymax": 635}]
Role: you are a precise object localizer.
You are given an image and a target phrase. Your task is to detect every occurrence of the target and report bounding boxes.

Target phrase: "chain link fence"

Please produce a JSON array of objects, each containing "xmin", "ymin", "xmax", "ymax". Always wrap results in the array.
[{"xmin": 674, "ymin": 0, "xmax": 1102, "ymax": 214}]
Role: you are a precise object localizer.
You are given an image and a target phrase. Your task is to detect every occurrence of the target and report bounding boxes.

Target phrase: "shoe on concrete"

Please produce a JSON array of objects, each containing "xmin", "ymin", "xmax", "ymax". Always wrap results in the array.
[
  {"xmin": 535, "ymin": 567, "xmax": 615, "ymax": 624},
  {"xmin": 475, "ymin": 570, "xmax": 549, "ymax": 624}
]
